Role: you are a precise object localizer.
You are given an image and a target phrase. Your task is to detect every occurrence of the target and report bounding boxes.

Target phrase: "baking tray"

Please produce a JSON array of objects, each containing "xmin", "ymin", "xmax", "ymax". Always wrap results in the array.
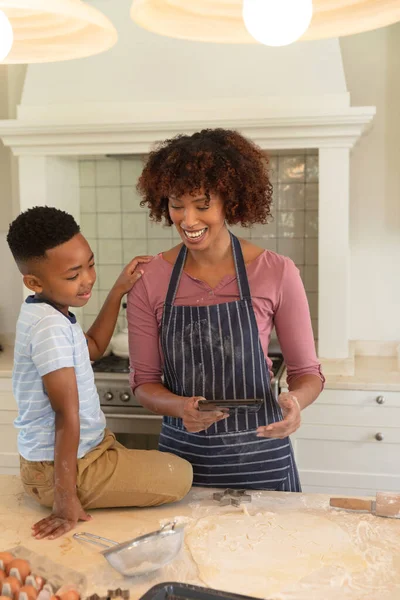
[{"xmin": 139, "ymin": 582, "xmax": 268, "ymax": 600}]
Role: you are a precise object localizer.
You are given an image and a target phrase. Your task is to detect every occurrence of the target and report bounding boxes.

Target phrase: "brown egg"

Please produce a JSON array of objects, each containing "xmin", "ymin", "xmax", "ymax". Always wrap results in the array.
[
  {"xmin": 59, "ymin": 591, "xmax": 80, "ymax": 600},
  {"xmin": 0, "ymin": 572, "xmax": 5, "ymax": 586},
  {"xmin": 17, "ymin": 585, "xmax": 38, "ymax": 600},
  {"xmin": 2, "ymin": 575, "xmax": 21, "ymax": 597},
  {"xmin": 7, "ymin": 560, "xmax": 31, "ymax": 583},
  {"xmin": 1, "ymin": 596, "xmax": 14, "ymax": 600},
  {"xmin": 0, "ymin": 555, "xmax": 14, "ymax": 572}
]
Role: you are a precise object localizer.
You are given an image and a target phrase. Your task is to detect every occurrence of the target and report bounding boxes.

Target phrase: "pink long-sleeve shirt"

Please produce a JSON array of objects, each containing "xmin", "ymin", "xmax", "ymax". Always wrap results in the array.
[{"xmin": 127, "ymin": 250, "xmax": 324, "ymax": 392}]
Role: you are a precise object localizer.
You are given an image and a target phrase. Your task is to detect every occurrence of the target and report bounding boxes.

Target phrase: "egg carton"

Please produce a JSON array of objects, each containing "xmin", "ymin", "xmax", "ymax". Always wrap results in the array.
[{"xmin": 6, "ymin": 546, "xmax": 87, "ymax": 596}]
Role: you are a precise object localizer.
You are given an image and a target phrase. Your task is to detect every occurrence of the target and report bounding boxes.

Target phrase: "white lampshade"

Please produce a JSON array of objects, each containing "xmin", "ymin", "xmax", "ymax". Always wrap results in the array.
[
  {"xmin": 130, "ymin": 0, "xmax": 400, "ymax": 44},
  {"xmin": 0, "ymin": 10, "xmax": 13, "ymax": 60},
  {"xmin": 242, "ymin": 0, "xmax": 313, "ymax": 47},
  {"xmin": 0, "ymin": 0, "xmax": 117, "ymax": 64}
]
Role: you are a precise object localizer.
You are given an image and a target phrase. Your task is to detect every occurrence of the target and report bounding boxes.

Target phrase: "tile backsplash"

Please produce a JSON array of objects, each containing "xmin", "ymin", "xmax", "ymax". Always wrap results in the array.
[{"xmin": 79, "ymin": 151, "xmax": 318, "ymax": 338}]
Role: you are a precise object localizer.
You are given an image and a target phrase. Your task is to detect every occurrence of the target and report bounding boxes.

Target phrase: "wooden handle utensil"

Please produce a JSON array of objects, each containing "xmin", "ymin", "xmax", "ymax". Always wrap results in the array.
[
  {"xmin": 329, "ymin": 497, "xmax": 373, "ymax": 512},
  {"xmin": 330, "ymin": 492, "xmax": 400, "ymax": 519}
]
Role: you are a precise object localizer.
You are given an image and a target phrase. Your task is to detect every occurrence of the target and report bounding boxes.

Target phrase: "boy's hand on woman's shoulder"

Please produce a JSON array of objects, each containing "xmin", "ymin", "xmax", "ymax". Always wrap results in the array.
[
  {"xmin": 32, "ymin": 494, "xmax": 91, "ymax": 540},
  {"xmin": 112, "ymin": 255, "xmax": 153, "ymax": 297}
]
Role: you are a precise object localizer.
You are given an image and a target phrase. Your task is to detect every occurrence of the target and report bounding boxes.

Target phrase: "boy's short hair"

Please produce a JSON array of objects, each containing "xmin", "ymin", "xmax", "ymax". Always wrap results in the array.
[{"xmin": 7, "ymin": 206, "xmax": 80, "ymax": 265}]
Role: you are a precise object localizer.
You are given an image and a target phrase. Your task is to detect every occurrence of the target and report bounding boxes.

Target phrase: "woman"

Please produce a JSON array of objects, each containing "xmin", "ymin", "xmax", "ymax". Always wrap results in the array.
[{"xmin": 127, "ymin": 128, "xmax": 324, "ymax": 491}]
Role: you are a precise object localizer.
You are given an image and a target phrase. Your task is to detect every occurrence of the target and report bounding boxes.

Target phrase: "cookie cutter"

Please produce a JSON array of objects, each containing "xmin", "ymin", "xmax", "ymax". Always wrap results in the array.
[{"xmin": 213, "ymin": 489, "xmax": 252, "ymax": 507}]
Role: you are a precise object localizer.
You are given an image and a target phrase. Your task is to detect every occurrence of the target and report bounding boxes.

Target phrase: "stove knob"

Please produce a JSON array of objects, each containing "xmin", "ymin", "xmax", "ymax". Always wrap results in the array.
[
  {"xmin": 120, "ymin": 392, "xmax": 130, "ymax": 403},
  {"xmin": 104, "ymin": 392, "xmax": 114, "ymax": 401}
]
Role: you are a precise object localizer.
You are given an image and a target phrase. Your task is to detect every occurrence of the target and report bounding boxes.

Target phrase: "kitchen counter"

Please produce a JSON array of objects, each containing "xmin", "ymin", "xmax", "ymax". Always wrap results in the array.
[
  {"xmin": 0, "ymin": 476, "xmax": 399, "ymax": 600},
  {"xmin": 281, "ymin": 354, "xmax": 400, "ymax": 392},
  {"xmin": 322, "ymin": 355, "xmax": 400, "ymax": 391}
]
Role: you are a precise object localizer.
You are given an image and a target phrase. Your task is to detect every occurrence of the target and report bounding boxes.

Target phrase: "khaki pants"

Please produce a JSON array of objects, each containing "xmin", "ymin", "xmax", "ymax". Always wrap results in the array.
[{"xmin": 19, "ymin": 429, "xmax": 193, "ymax": 509}]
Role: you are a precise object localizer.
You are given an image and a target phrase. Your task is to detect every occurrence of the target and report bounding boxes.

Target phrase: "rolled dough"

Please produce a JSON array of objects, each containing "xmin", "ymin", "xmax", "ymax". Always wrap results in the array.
[{"xmin": 185, "ymin": 511, "xmax": 367, "ymax": 598}]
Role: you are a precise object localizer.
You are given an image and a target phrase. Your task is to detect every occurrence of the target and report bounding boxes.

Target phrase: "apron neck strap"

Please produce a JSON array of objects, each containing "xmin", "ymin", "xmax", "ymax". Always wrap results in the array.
[{"xmin": 165, "ymin": 231, "xmax": 251, "ymax": 306}]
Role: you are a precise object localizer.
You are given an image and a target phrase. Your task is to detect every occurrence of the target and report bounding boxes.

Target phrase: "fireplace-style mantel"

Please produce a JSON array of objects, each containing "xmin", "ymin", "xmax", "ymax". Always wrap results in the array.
[{"xmin": 0, "ymin": 101, "xmax": 376, "ymax": 369}]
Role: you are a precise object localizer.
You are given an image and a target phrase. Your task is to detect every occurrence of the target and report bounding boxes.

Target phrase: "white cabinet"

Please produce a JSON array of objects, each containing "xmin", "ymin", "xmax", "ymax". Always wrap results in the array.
[
  {"xmin": 289, "ymin": 388, "xmax": 400, "ymax": 496},
  {"xmin": 0, "ymin": 378, "xmax": 19, "ymax": 475}
]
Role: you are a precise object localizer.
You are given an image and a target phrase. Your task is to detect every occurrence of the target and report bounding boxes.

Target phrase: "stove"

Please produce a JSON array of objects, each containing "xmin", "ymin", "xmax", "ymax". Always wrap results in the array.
[
  {"xmin": 93, "ymin": 353, "xmax": 285, "ymax": 409},
  {"xmin": 92, "ymin": 352, "xmax": 285, "ymax": 448},
  {"xmin": 92, "ymin": 354, "xmax": 130, "ymax": 374}
]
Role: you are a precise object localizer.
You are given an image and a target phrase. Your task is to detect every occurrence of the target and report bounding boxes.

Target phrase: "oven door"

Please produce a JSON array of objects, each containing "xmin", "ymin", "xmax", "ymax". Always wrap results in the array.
[{"xmin": 102, "ymin": 406, "xmax": 163, "ymax": 449}]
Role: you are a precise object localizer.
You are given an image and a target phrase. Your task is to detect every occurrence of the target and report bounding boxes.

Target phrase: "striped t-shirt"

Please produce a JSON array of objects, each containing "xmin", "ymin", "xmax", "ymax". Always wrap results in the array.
[{"xmin": 13, "ymin": 296, "xmax": 106, "ymax": 461}]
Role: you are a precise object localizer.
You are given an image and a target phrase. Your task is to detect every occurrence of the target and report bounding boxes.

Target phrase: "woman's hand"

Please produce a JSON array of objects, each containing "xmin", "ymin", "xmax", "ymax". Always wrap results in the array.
[
  {"xmin": 182, "ymin": 397, "xmax": 229, "ymax": 433},
  {"xmin": 256, "ymin": 393, "xmax": 301, "ymax": 439}
]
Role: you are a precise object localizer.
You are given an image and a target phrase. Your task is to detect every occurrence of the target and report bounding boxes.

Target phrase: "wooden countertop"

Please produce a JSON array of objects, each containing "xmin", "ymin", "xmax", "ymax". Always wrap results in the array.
[{"xmin": 0, "ymin": 476, "xmax": 399, "ymax": 600}]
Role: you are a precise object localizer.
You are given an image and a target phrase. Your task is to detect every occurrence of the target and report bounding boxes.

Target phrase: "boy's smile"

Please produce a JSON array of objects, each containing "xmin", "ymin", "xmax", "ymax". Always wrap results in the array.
[{"xmin": 23, "ymin": 233, "xmax": 96, "ymax": 315}]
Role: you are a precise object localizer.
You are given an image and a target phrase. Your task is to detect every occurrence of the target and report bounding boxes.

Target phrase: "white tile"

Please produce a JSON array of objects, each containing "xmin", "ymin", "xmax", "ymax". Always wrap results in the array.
[
  {"xmin": 172, "ymin": 225, "xmax": 183, "ymax": 240},
  {"xmin": 98, "ymin": 213, "xmax": 121, "ymax": 239},
  {"xmin": 79, "ymin": 161, "xmax": 95, "ymax": 187},
  {"xmin": 80, "ymin": 213, "xmax": 97, "ymax": 238},
  {"xmin": 278, "ymin": 155, "xmax": 306, "ymax": 183},
  {"xmin": 122, "ymin": 213, "xmax": 148, "ymax": 239},
  {"xmin": 98, "ymin": 239, "xmax": 123, "ymax": 265},
  {"xmin": 311, "ymin": 318, "xmax": 318, "ymax": 339},
  {"xmin": 96, "ymin": 187, "xmax": 121, "ymax": 213},
  {"xmin": 277, "ymin": 239, "xmax": 305, "ymax": 264},
  {"xmin": 277, "ymin": 211, "xmax": 305, "ymax": 238},
  {"xmin": 98, "ymin": 264, "xmax": 122, "ymax": 291},
  {"xmin": 123, "ymin": 239, "xmax": 148, "ymax": 262},
  {"xmin": 147, "ymin": 218, "xmax": 173, "ymax": 240},
  {"xmin": 82, "ymin": 314, "xmax": 95, "ymax": 331},
  {"xmin": 306, "ymin": 292, "xmax": 318, "ymax": 320},
  {"xmin": 305, "ymin": 210, "xmax": 318, "ymax": 238},
  {"xmin": 121, "ymin": 156, "xmax": 146, "ymax": 186},
  {"xmin": 229, "ymin": 224, "xmax": 251, "ymax": 239},
  {"xmin": 306, "ymin": 155, "xmax": 319, "ymax": 182},
  {"xmin": 249, "ymin": 221, "xmax": 277, "ymax": 239},
  {"xmin": 251, "ymin": 238, "xmax": 277, "ymax": 252},
  {"xmin": 95, "ymin": 159, "xmax": 120, "ymax": 187},
  {"xmin": 304, "ymin": 265, "xmax": 318, "ymax": 292},
  {"xmin": 278, "ymin": 183, "xmax": 305, "ymax": 210},
  {"xmin": 268, "ymin": 155, "xmax": 278, "ymax": 183},
  {"xmin": 121, "ymin": 157, "xmax": 144, "ymax": 186},
  {"xmin": 83, "ymin": 290, "xmax": 100, "ymax": 315},
  {"xmin": 86, "ymin": 238, "xmax": 98, "ymax": 259},
  {"xmin": 99, "ymin": 290, "xmax": 110, "ymax": 305},
  {"xmin": 148, "ymin": 238, "xmax": 173, "ymax": 255},
  {"xmin": 305, "ymin": 239, "xmax": 318, "ymax": 265},
  {"xmin": 121, "ymin": 186, "xmax": 144, "ymax": 212},
  {"xmin": 80, "ymin": 187, "xmax": 96, "ymax": 213},
  {"xmin": 305, "ymin": 183, "xmax": 318, "ymax": 209}
]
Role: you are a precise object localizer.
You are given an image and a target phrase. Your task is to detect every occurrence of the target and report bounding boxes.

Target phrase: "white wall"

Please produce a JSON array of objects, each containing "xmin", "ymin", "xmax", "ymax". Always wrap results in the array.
[
  {"xmin": 0, "ymin": 65, "xmax": 26, "ymax": 345},
  {"xmin": 341, "ymin": 23, "xmax": 400, "ymax": 341}
]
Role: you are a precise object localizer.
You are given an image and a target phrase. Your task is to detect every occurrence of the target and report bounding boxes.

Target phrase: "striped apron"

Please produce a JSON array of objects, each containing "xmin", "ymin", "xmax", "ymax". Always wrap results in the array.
[{"xmin": 159, "ymin": 233, "xmax": 301, "ymax": 491}]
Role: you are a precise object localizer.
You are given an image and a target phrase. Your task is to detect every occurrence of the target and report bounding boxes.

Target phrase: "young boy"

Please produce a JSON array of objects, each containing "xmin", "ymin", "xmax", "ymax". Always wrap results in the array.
[{"xmin": 7, "ymin": 206, "xmax": 193, "ymax": 541}]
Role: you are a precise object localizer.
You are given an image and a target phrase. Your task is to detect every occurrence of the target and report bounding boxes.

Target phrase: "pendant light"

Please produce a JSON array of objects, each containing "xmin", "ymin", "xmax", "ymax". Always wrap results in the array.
[
  {"xmin": 0, "ymin": 10, "xmax": 13, "ymax": 60},
  {"xmin": 242, "ymin": 0, "xmax": 313, "ymax": 47},
  {"xmin": 0, "ymin": 0, "xmax": 117, "ymax": 64},
  {"xmin": 130, "ymin": 0, "xmax": 400, "ymax": 45}
]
